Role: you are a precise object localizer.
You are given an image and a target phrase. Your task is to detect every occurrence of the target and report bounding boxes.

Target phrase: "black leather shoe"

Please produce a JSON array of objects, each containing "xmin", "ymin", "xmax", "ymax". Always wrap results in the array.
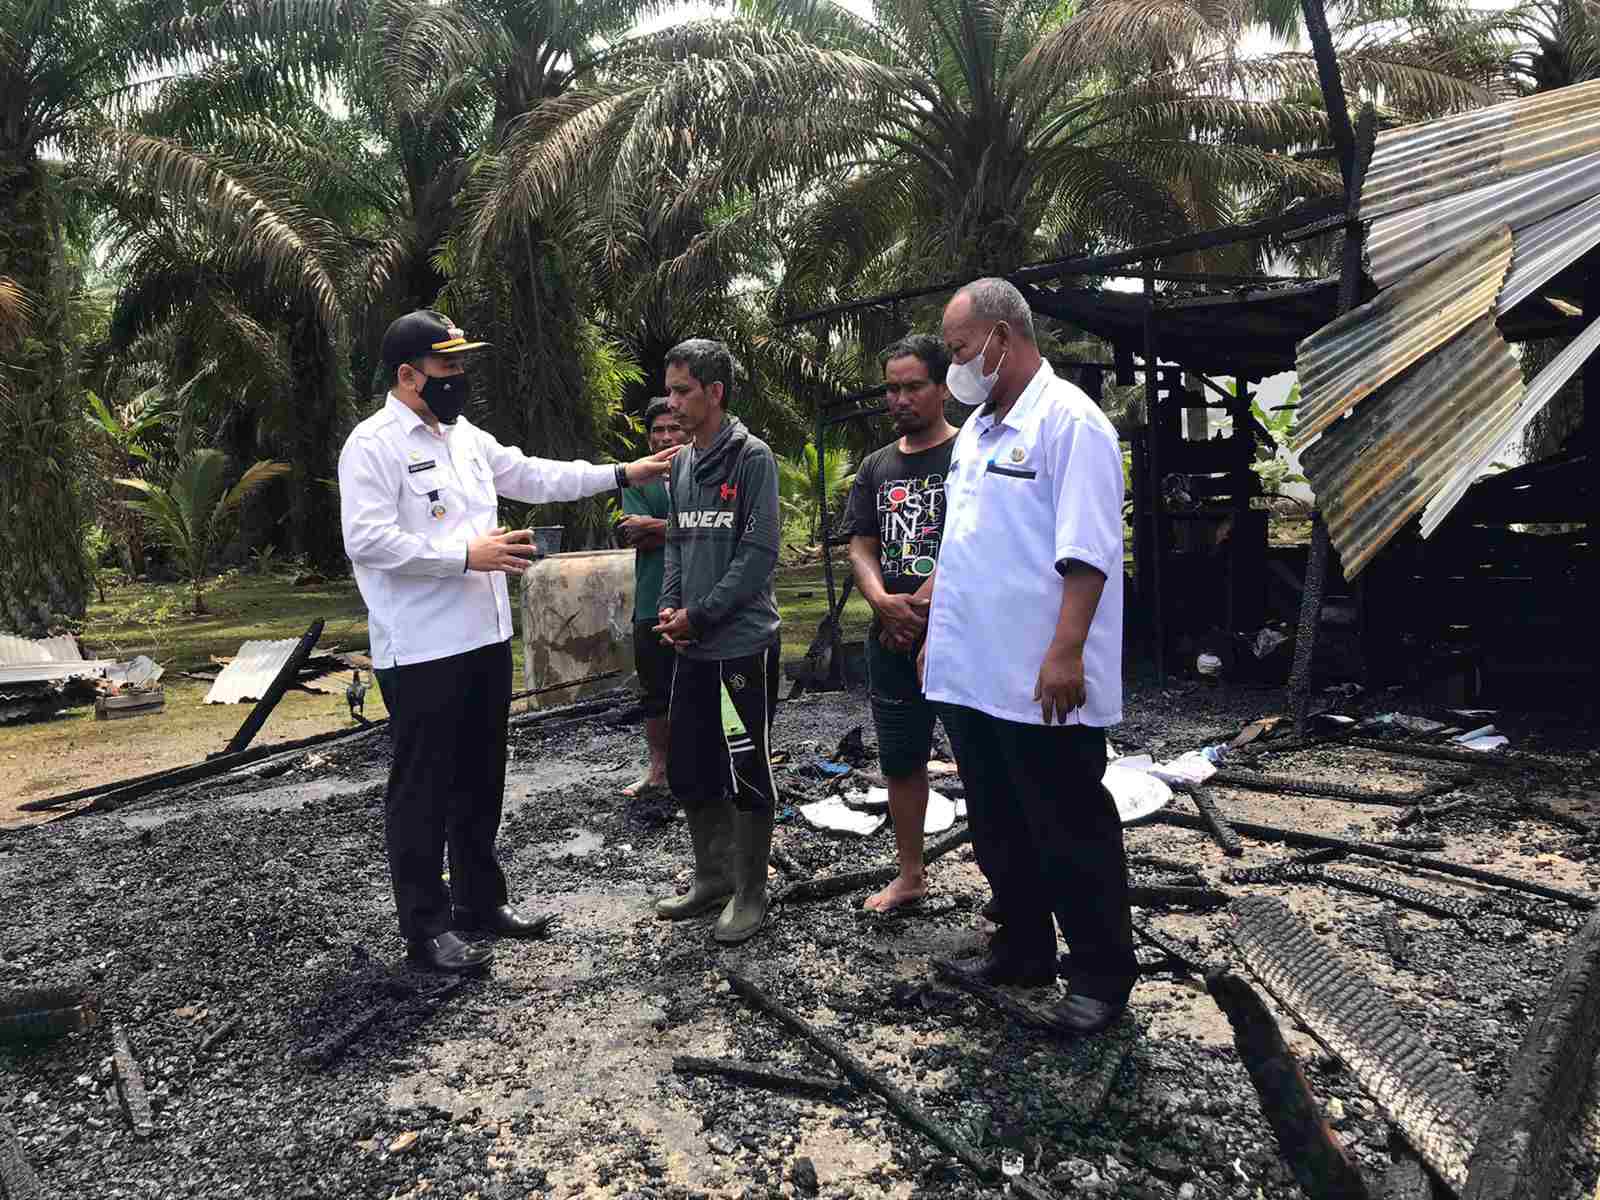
[
  {"xmin": 406, "ymin": 931, "xmax": 494, "ymax": 974},
  {"xmin": 452, "ymin": 905, "xmax": 556, "ymax": 939},
  {"xmin": 948, "ymin": 951, "xmax": 1055, "ymax": 989},
  {"xmin": 1053, "ymin": 994, "xmax": 1125, "ymax": 1035}
]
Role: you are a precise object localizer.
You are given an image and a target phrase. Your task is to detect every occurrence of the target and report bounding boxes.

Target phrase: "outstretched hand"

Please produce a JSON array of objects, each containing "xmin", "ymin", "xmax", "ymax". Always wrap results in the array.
[{"xmin": 623, "ymin": 444, "xmax": 681, "ymax": 484}]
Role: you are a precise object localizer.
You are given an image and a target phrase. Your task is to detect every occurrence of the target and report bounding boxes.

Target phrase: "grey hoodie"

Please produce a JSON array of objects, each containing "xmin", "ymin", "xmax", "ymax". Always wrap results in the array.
[{"xmin": 659, "ymin": 415, "xmax": 781, "ymax": 660}]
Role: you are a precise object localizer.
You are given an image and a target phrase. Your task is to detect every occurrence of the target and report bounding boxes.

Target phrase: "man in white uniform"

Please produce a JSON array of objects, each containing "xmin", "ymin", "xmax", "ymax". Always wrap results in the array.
[
  {"xmin": 339, "ymin": 310, "xmax": 675, "ymax": 973},
  {"xmin": 921, "ymin": 278, "xmax": 1135, "ymax": 1035}
]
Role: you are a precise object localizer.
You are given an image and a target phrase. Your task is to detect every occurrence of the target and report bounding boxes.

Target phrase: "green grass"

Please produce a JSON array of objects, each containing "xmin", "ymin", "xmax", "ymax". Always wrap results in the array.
[{"xmin": 0, "ymin": 558, "xmax": 875, "ymax": 819}]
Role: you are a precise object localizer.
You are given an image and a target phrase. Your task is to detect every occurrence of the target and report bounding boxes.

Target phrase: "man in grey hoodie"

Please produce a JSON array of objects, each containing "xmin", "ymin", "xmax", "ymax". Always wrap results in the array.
[{"xmin": 652, "ymin": 338, "xmax": 783, "ymax": 945}]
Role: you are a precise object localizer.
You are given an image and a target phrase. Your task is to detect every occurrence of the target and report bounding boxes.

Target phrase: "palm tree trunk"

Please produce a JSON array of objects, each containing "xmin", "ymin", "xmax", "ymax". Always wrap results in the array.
[
  {"xmin": 0, "ymin": 154, "xmax": 92, "ymax": 634},
  {"xmin": 287, "ymin": 312, "xmax": 346, "ymax": 572}
]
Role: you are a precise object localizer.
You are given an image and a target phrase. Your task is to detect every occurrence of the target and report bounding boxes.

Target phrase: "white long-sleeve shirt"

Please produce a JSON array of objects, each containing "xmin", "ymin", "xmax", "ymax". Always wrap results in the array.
[
  {"xmin": 922, "ymin": 361, "xmax": 1125, "ymax": 727},
  {"xmin": 338, "ymin": 393, "xmax": 616, "ymax": 667}
]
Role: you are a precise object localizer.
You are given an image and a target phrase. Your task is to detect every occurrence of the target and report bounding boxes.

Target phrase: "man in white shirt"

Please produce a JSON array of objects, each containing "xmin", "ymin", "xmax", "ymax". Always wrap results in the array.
[
  {"xmin": 920, "ymin": 278, "xmax": 1135, "ymax": 1036},
  {"xmin": 339, "ymin": 310, "xmax": 675, "ymax": 973}
]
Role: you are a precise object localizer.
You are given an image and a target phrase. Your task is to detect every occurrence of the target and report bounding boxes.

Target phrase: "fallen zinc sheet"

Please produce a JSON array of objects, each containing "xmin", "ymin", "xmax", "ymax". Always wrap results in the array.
[{"xmin": 1292, "ymin": 76, "xmax": 1600, "ymax": 576}]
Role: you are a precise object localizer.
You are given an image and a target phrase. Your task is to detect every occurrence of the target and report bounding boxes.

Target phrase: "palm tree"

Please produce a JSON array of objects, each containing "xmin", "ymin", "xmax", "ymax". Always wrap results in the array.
[
  {"xmin": 120, "ymin": 450, "xmax": 291, "ymax": 615},
  {"xmin": 470, "ymin": 1, "xmax": 1490, "ymax": 339},
  {"xmin": 0, "ymin": 0, "xmax": 355, "ymax": 629}
]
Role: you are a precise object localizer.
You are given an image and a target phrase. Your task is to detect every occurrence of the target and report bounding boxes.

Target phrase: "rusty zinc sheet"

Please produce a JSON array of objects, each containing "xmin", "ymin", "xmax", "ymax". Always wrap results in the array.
[
  {"xmin": 1302, "ymin": 316, "xmax": 1524, "ymax": 577},
  {"xmin": 1292, "ymin": 226, "xmax": 1514, "ymax": 453},
  {"xmin": 1362, "ymin": 77, "xmax": 1600, "ymax": 222},
  {"xmin": 203, "ymin": 638, "xmax": 300, "ymax": 704}
]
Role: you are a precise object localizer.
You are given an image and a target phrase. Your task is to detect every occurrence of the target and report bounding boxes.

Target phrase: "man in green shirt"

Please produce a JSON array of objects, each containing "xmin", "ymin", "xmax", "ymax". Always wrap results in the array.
[{"xmin": 617, "ymin": 397, "xmax": 686, "ymax": 797}]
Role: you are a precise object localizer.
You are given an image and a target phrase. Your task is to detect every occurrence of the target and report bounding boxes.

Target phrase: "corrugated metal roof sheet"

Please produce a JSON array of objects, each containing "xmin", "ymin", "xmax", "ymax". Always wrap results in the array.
[
  {"xmin": 1421, "ymin": 310, "xmax": 1600, "ymax": 536},
  {"xmin": 0, "ymin": 634, "xmax": 83, "ymax": 666},
  {"xmin": 1362, "ymin": 77, "xmax": 1600, "ymax": 221},
  {"xmin": 1291, "ymin": 80, "xmax": 1600, "ymax": 576},
  {"xmin": 203, "ymin": 639, "xmax": 300, "ymax": 704},
  {"xmin": 1293, "ymin": 227, "xmax": 1513, "ymax": 453},
  {"xmin": 1366, "ymin": 151, "xmax": 1600, "ymax": 286},
  {"xmin": 1302, "ymin": 316, "xmax": 1524, "ymax": 576}
]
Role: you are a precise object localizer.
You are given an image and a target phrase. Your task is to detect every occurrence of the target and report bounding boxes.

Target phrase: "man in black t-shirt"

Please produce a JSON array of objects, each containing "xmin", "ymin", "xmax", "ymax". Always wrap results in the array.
[{"xmin": 845, "ymin": 334, "xmax": 959, "ymax": 912}]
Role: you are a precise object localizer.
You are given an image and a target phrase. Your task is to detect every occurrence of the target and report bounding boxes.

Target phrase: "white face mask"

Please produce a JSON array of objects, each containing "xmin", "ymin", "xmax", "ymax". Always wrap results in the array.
[{"xmin": 945, "ymin": 325, "xmax": 1005, "ymax": 406}]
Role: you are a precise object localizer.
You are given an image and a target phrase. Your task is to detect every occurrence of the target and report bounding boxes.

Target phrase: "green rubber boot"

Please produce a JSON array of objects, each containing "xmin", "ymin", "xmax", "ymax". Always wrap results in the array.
[
  {"xmin": 655, "ymin": 796, "xmax": 735, "ymax": 919},
  {"xmin": 713, "ymin": 808, "xmax": 774, "ymax": 945}
]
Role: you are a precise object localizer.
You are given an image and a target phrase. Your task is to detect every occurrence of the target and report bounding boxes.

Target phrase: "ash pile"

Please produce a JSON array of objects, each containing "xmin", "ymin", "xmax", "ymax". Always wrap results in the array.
[{"xmin": 3, "ymin": 679, "xmax": 1600, "ymax": 1200}]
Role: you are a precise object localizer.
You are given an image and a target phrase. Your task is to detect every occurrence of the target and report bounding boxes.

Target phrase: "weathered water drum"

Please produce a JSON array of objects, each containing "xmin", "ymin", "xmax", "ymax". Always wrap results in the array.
[{"xmin": 520, "ymin": 549, "xmax": 636, "ymax": 708}]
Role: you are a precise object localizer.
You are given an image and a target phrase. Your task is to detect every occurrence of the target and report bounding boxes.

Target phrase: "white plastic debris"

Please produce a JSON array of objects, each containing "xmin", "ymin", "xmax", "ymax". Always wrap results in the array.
[
  {"xmin": 1148, "ymin": 750, "xmax": 1218, "ymax": 788},
  {"xmin": 799, "ymin": 795, "xmax": 886, "ymax": 837},
  {"xmin": 838, "ymin": 787, "xmax": 958, "ymax": 834},
  {"xmin": 1196, "ymin": 653, "xmax": 1222, "ymax": 677},
  {"xmin": 1102, "ymin": 765, "xmax": 1172, "ymax": 825},
  {"xmin": 1453, "ymin": 725, "xmax": 1508, "ymax": 751}
]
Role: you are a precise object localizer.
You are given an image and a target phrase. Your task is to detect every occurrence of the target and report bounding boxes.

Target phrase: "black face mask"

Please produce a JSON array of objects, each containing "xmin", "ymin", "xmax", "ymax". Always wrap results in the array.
[{"xmin": 417, "ymin": 370, "xmax": 470, "ymax": 424}]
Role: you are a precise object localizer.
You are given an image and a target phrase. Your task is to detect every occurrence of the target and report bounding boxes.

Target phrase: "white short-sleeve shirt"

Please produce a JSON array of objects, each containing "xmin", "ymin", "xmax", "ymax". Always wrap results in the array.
[
  {"xmin": 337, "ymin": 393, "xmax": 616, "ymax": 668},
  {"xmin": 922, "ymin": 361, "xmax": 1124, "ymax": 727}
]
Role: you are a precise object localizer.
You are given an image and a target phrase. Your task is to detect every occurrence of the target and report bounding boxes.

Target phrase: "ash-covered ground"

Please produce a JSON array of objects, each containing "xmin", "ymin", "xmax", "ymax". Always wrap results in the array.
[{"xmin": 2, "ymin": 674, "xmax": 1599, "ymax": 1199}]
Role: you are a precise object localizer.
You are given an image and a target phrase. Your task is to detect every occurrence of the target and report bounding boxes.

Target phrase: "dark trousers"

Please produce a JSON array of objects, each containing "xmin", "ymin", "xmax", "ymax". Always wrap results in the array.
[
  {"xmin": 375, "ymin": 639, "xmax": 513, "ymax": 939},
  {"xmin": 939, "ymin": 704, "xmax": 1137, "ymax": 1005},
  {"xmin": 668, "ymin": 645, "xmax": 780, "ymax": 812}
]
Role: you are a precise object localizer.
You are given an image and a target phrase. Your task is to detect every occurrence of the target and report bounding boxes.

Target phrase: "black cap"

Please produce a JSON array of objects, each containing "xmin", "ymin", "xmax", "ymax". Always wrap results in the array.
[{"xmin": 381, "ymin": 309, "xmax": 490, "ymax": 370}]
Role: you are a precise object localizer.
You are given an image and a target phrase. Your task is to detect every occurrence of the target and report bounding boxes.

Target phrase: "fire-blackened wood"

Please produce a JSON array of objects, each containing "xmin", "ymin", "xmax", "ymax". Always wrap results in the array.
[
  {"xmin": 1207, "ymin": 969, "xmax": 1373, "ymax": 1199},
  {"xmin": 111, "ymin": 1023, "xmax": 154, "ymax": 1138},
  {"xmin": 1462, "ymin": 909, "xmax": 1600, "ymax": 1200},
  {"xmin": 671, "ymin": 1056, "xmax": 852, "ymax": 1101},
  {"xmin": 1191, "ymin": 787, "xmax": 1244, "ymax": 856},
  {"xmin": 1158, "ymin": 810, "xmax": 1597, "ymax": 910},
  {"xmin": 1130, "ymin": 884, "xmax": 1231, "ymax": 911},
  {"xmin": 1208, "ymin": 769, "xmax": 1458, "ymax": 807},
  {"xmin": 776, "ymin": 827, "xmax": 970, "ymax": 904},
  {"xmin": 725, "ymin": 970, "xmax": 998, "ymax": 1182}
]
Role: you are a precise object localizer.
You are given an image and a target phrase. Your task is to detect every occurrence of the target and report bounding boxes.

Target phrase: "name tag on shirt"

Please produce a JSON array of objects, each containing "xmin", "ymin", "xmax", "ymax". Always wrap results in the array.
[{"xmin": 406, "ymin": 460, "xmax": 437, "ymax": 474}]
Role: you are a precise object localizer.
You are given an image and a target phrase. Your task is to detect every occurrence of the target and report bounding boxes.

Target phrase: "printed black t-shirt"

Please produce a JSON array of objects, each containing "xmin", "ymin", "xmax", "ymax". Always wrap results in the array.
[{"xmin": 843, "ymin": 434, "xmax": 957, "ymax": 595}]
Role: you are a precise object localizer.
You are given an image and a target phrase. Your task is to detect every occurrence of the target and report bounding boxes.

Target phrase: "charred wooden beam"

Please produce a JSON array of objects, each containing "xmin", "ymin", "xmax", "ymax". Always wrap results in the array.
[
  {"xmin": 1225, "ymin": 847, "xmax": 1346, "ymax": 884},
  {"xmin": 197, "ymin": 1018, "xmax": 238, "ymax": 1058},
  {"xmin": 1345, "ymin": 737, "xmax": 1555, "ymax": 776},
  {"xmin": 1396, "ymin": 798, "xmax": 1472, "ymax": 829},
  {"xmin": 1208, "ymin": 770, "xmax": 1459, "ymax": 808},
  {"xmin": 1192, "ymin": 788, "xmax": 1244, "ymax": 856},
  {"xmin": 1130, "ymin": 884, "xmax": 1231, "ymax": 911},
  {"xmin": 1316, "ymin": 869, "xmax": 1479, "ymax": 922},
  {"xmin": 1134, "ymin": 921, "xmax": 1212, "ymax": 975},
  {"xmin": 726, "ymin": 970, "xmax": 998, "ymax": 1182},
  {"xmin": 1129, "ymin": 853, "xmax": 1208, "ymax": 875},
  {"xmin": 1230, "ymin": 897, "xmax": 1482, "ymax": 1190},
  {"xmin": 671, "ymin": 1056, "xmax": 853, "ymax": 1101},
  {"xmin": 775, "ymin": 827, "xmax": 970, "ymax": 904},
  {"xmin": 1462, "ymin": 909, "xmax": 1600, "ymax": 1200},
  {"xmin": 224, "ymin": 618, "xmax": 325, "ymax": 755},
  {"xmin": 1156, "ymin": 811, "xmax": 1597, "ymax": 910},
  {"xmin": 1207, "ymin": 969, "xmax": 1374, "ymax": 1199},
  {"xmin": 1380, "ymin": 912, "xmax": 1409, "ymax": 968},
  {"xmin": 1376, "ymin": 836, "xmax": 1446, "ymax": 852},
  {"xmin": 111, "ymin": 1023, "xmax": 154, "ymax": 1138},
  {"xmin": 0, "ymin": 1110, "xmax": 43, "ymax": 1200}
]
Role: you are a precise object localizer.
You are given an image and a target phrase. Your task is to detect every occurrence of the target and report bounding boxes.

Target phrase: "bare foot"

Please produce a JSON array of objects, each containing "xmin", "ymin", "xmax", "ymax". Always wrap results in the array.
[
  {"xmin": 621, "ymin": 774, "xmax": 668, "ymax": 798},
  {"xmin": 863, "ymin": 875, "xmax": 928, "ymax": 913}
]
